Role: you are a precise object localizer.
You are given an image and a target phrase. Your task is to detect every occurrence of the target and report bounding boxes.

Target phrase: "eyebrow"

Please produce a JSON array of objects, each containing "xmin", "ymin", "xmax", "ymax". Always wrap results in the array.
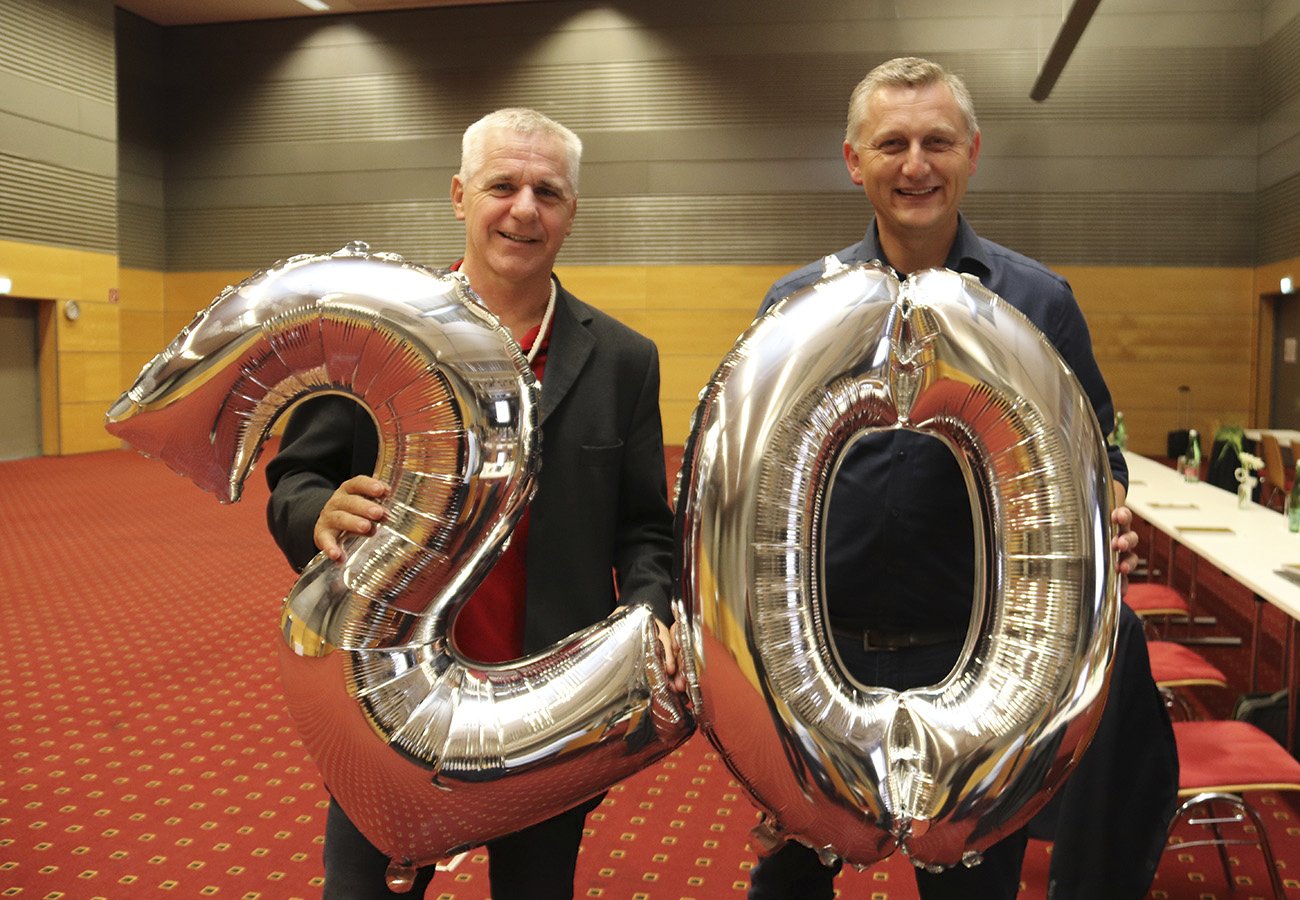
[
  {"xmin": 481, "ymin": 171, "xmax": 571, "ymax": 196},
  {"xmin": 871, "ymin": 123, "xmax": 961, "ymax": 139}
]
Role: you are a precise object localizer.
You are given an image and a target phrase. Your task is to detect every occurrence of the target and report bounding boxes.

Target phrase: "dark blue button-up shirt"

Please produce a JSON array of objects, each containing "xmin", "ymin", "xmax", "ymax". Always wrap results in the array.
[{"xmin": 759, "ymin": 215, "xmax": 1125, "ymax": 631}]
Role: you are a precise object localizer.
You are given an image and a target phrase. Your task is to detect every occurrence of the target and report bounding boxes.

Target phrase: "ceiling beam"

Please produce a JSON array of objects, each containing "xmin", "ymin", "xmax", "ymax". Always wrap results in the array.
[{"xmin": 1030, "ymin": 0, "xmax": 1103, "ymax": 102}]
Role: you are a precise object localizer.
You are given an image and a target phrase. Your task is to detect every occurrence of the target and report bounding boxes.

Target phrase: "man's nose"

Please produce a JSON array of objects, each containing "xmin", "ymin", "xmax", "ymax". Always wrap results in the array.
[
  {"xmin": 512, "ymin": 187, "xmax": 539, "ymax": 218},
  {"xmin": 900, "ymin": 143, "xmax": 931, "ymax": 177}
]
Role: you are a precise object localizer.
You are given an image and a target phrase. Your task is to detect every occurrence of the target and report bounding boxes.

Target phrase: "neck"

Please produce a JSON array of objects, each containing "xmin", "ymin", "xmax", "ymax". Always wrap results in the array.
[
  {"xmin": 877, "ymin": 220, "xmax": 958, "ymax": 276},
  {"xmin": 461, "ymin": 264, "xmax": 553, "ymax": 342}
]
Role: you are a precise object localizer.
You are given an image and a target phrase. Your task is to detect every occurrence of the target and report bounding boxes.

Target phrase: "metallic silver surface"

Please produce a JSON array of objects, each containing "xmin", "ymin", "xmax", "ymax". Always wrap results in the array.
[
  {"xmin": 675, "ymin": 262, "xmax": 1118, "ymax": 870},
  {"xmin": 105, "ymin": 243, "xmax": 694, "ymax": 881}
]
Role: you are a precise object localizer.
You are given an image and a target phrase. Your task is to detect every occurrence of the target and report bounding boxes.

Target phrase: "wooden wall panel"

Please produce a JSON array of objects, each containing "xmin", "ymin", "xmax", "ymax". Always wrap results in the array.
[
  {"xmin": 59, "ymin": 350, "xmax": 122, "ymax": 402},
  {"xmin": 118, "ymin": 266, "xmax": 164, "ymax": 312},
  {"xmin": 118, "ymin": 266, "xmax": 167, "ymax": 392},
  {"xmin": 54, "ymin": 297, "xmax": 121, "ymax": 454},
  {"xmin": 59, "ymin": 400, "xmax": 117, "ymax": 454},
  {"xmin": 56, "ymin": 297, "xmax": 119, "ymax": 353},
  {"xmin": 0, "ymin": 239, "xmax": 116, "ymax": 303},
  {"xmin": 158, "ymin": 262, "xmax": 1263, "ymax": 454},
  {"xmin": 1055, "ymin": 265, "xmax": 1254, "ymax": 457},
  {"xmin": 272, "ymin": 254, "xmax": 1287, "ymax": 460},
  {"xmin": 1255, "ymin": 254, "xmax": 1300, "ymax": 297}
]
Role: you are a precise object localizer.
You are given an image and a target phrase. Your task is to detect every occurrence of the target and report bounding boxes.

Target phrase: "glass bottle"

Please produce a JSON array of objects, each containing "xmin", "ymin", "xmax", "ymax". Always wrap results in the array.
[
  {"xmin": 1289, "ymin": 462, "xmax": 1300, "ymax": 533},
  {"xmin": 1182, "ymin": 429, "xmax": 1200, "ymax": 482}
]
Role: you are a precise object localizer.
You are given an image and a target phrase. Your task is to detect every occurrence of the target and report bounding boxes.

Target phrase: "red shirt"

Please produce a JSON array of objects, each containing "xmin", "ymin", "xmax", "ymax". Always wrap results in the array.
[{"xmin": 450, "ymin": 270, "xmax": 548, "ymax": 663}]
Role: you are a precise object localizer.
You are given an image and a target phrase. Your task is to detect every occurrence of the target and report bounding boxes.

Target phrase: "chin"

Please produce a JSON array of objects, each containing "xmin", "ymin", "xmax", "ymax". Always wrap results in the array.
[{"xmin": 491, "ymin": 259, "xmax": 550, "ymax": 282}]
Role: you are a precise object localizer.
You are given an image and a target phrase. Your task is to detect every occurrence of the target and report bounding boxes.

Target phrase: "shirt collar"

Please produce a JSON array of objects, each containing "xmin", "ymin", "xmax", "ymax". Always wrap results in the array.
[{"xmin": 863, "ymin": 214, "xmax": 991, "ymax": 279}]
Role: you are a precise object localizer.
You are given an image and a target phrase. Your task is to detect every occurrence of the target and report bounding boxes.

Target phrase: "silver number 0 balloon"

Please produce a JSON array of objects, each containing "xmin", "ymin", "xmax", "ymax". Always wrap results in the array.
[
  {"xmin": 674, "ymin": 261, "xmax": 1119, "ymax": 870},
  {"xmin": 106, "ymin": 244, "xmax": 693, "ymax": 889}
]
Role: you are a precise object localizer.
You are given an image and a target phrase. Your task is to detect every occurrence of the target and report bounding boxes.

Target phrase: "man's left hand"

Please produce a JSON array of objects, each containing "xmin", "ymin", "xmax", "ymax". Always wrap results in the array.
[
  {"xmin": 656, "ymin": 620, "xmax": 688, "ymax": 694},
  {"xmin": 1111, "ymin": 504, "xmax": 1139, "ymax": 575}
]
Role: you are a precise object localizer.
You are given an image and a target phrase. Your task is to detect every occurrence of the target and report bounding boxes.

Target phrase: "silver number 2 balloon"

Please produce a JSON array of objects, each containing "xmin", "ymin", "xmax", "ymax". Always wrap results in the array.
[
  {"xmin": 674, "ymin": 261, "xmax": 1119, "ymax": 871},
  {"xmin": 105, "ymin": 243, "xmax": 694, "ymax": 890}
]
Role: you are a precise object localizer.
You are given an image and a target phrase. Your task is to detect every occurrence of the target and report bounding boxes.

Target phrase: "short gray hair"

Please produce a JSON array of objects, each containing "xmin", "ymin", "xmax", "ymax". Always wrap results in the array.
[
  {"xmin": 845, "ymin": 57, "xmax": 979, "ymax": 144},
  {"xmin": 459, "ymin": 108, "xmax": 583, "ymax": 191}
]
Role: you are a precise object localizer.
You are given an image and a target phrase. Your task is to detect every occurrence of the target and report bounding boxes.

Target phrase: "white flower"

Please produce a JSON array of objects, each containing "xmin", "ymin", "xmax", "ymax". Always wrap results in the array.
[{"xmin": 1238, "ymin": 451, "xmax": 1265, "ymax": 471}]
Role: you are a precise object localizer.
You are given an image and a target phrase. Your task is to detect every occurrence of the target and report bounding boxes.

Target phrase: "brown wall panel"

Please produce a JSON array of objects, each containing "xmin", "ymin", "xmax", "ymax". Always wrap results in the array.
[
  {"xmin": 59, "ymin": 399, "xmax": 117, "ymax": 454},
  {"xmin": 56, "ymin": 300, "xmax": 120, "ymax": 353},
  {"xmin": 130, "ymin": 259, "xmax": 1247, "ymax": 457},
  {"xmin": 58, "ymin": 350, "xmax": 124, "ymax": 402},
  {"xmin": 613, "ymin": 310, "xmax": 753, "ymax": 359}
]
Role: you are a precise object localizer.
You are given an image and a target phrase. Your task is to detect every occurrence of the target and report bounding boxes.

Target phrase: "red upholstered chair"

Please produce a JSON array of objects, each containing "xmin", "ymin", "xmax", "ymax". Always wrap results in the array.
[
  {"xmin": 1124, "ymin": 517, "xmax": 1198, "ymax": 638},
  {"xmin": 1125, "ymin": 582, "xmax": 1191, "ymax": 619},
  {"xmin": 1125, "ymin": 582, "xmax": 1191, "ymax": 639},
  {"xmin": 1146, "ymin": 640, "xmax": 1227, "ymax": 720},
  {"xmin": 1164, "ymin": 720, "xmax": 1300, "ymax": 898}
]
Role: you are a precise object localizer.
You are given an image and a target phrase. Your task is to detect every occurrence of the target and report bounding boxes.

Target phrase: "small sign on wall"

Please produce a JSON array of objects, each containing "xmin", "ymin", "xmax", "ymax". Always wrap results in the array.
[{"xmin": 1286, "ymin": 337, "xmax": 1297, "ymax": 364}]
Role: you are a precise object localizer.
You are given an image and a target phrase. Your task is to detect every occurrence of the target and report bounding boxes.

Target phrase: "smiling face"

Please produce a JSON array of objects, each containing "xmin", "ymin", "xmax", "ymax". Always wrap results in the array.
[
  {"xmin": 451, "ymin": 126, "xmax": 577, "ymax": 296},
  {"xmin": 844, "ymin": 81, "xmax": 980, "ymax": 266}
]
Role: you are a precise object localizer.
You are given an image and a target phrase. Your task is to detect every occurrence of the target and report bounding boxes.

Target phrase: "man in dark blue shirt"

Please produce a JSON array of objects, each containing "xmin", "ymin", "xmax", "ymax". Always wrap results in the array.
[{"xmin": 746, "ymin": 56, "xmax": 1176, "ymax": 900}]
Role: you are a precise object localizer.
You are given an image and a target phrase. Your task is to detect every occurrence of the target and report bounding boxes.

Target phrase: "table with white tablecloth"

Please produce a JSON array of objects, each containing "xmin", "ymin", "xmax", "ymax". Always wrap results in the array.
[{"xmin": 1124, "ymin": 451, "xmax": 1300, "ymax": 744}]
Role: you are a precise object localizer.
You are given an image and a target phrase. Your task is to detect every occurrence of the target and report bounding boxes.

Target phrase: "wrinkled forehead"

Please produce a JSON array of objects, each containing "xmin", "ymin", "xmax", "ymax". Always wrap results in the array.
[
  {"xmin": 475, "ymin": 128, "xmax": 575, "ymax": 192},
  {"xmin": 861, "ymin": 83, "xmax": 969, "ymax": 140}
]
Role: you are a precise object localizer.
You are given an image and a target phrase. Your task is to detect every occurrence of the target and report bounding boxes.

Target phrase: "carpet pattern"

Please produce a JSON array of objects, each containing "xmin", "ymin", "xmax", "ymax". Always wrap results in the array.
[{"xmin": 2, "ymin": 448, "xmax": 1299, "ymax": 897}]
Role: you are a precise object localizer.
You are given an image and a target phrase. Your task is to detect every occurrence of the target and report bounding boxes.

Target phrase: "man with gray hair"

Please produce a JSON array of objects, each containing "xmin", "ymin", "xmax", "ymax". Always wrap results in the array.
[
  {"xmin": 266, "ymin": 107, "xmax": 680, "ymax": 898},
  {"xmin": 746, "ymin": 57, "xmax": 1177, "ymax": 899}
]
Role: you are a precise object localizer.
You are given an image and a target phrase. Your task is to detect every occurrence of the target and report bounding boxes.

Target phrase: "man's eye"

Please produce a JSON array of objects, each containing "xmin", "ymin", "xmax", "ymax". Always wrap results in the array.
[
  {"xmin": 924, "ymin": 138, "xmax": 954, "ymax": 151},
  {"xmin": 489, "ymin": 183, "xmax": 514, "ymax": 194},
  {"xmin": 875, "ymin": 139, "xmax": 906, "ymax": 153}
]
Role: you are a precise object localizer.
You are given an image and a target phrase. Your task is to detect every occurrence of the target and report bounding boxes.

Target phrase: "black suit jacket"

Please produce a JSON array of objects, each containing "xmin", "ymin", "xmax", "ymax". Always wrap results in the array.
[{"xmin": 265, "ymin": 279, "xmax": 674, "ymax": 653}]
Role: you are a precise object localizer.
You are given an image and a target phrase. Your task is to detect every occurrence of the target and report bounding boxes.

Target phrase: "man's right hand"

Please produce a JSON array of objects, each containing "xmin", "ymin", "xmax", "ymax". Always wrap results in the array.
[{"xmin": 314, "ymin": 475, "xmax": 390, "ymax": 561}]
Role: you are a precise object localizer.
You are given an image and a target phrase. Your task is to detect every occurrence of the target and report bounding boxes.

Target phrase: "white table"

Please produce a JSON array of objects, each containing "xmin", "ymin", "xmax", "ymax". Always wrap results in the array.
[
  {"xmin": 1244, "ymin": 428, "xmax": 1300, "ymax": 450},
  {"xmin": 1124, "ymin": 451, "xmax": 1300, "ymax": 745},
  {"xmin": 1125, "ymin": 452, "xmax": 1300, "ymax": 619}
]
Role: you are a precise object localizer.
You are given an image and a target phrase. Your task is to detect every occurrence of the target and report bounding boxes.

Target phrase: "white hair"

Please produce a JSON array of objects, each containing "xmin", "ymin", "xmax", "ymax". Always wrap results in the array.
[
  {"xmin": 846, "ymin": 57, "xmax": 979, "ymax": 144},
  {"xmin": 459, "ymin": 108, "xmax": 583, "ymax": 191}
]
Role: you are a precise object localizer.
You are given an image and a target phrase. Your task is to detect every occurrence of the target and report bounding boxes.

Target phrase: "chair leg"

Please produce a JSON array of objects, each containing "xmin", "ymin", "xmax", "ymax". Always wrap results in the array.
[
  {"xmin": 1232, "ymin": 794, "xmax": 1288, "ymax": 899},
  {"xmin": 1170, "ymin": 791, "xmax": 1287, "ymax": 899},
  {"xmin": 1205, "ymin": 798, "xmax": 1236, "ymax": 894},
  {"xmin": 1159, "ymin": 685, "xmax": 1194, "ymax": 721}
]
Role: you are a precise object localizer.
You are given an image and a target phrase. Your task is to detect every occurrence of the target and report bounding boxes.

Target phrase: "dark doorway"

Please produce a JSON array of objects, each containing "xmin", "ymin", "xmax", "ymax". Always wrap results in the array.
[{"xmin": 0, "ymin": 298, "xmax": 42, "ymax": 459}]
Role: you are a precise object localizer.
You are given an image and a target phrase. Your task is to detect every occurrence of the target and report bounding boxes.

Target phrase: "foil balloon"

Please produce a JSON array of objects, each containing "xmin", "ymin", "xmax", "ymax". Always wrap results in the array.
[
  {"xmin": 674, "ymin": 261, "xmax": 1118, "ymax": 871},
  {"xmin": 105, "ymin": 242, "xmax": 694, "ymax": 891}
]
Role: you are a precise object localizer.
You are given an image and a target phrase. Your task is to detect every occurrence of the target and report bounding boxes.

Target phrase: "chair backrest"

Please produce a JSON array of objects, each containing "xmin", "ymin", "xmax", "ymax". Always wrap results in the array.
[{"xmin": 1261, "ymin": 434, "xmax": 1287, "ymax": 493}]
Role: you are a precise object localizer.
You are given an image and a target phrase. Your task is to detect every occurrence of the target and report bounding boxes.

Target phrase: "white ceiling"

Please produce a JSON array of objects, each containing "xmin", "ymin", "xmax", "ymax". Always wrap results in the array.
[{"xmin": 115, "ymin": 0, "xmax": 555, "ymax": 27}]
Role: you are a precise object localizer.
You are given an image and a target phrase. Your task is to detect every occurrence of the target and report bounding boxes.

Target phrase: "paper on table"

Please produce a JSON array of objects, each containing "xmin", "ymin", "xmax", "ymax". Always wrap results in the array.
[{"xmin": 1275, "ymin": 567, "xmax": 1300, "ymax": 587}]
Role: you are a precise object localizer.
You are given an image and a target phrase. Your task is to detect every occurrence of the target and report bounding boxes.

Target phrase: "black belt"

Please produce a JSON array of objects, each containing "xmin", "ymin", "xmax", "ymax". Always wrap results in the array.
[{"xmin": 830, "ymin": 623, "xmax": 967, "ymax": 651}]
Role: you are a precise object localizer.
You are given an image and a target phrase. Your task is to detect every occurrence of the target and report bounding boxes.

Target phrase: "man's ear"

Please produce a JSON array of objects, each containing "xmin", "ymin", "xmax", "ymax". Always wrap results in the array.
[
  {"xmin": 967, "ymin": 130, "xmax": 982, "ymax": 176},
  {"xmin": 843, "ymin": 141, "xmax": 865, "ymax": 186},
  {"xmin": 450, "ymin": 175, "xmax": 466, "ymax": 221}
]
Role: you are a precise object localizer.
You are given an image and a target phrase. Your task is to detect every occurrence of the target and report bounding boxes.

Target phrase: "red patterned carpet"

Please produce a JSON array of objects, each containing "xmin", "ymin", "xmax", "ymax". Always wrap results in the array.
[{"xmin": 2, "ymin": 447, "xmax": 1299, "ymax": 898}]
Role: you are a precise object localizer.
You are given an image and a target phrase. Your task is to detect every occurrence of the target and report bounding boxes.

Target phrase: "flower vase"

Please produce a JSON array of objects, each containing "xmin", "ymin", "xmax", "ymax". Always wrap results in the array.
[{"xmin": 1238, "ymin": 478, "xmax": 1255, "ymax": 508}]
